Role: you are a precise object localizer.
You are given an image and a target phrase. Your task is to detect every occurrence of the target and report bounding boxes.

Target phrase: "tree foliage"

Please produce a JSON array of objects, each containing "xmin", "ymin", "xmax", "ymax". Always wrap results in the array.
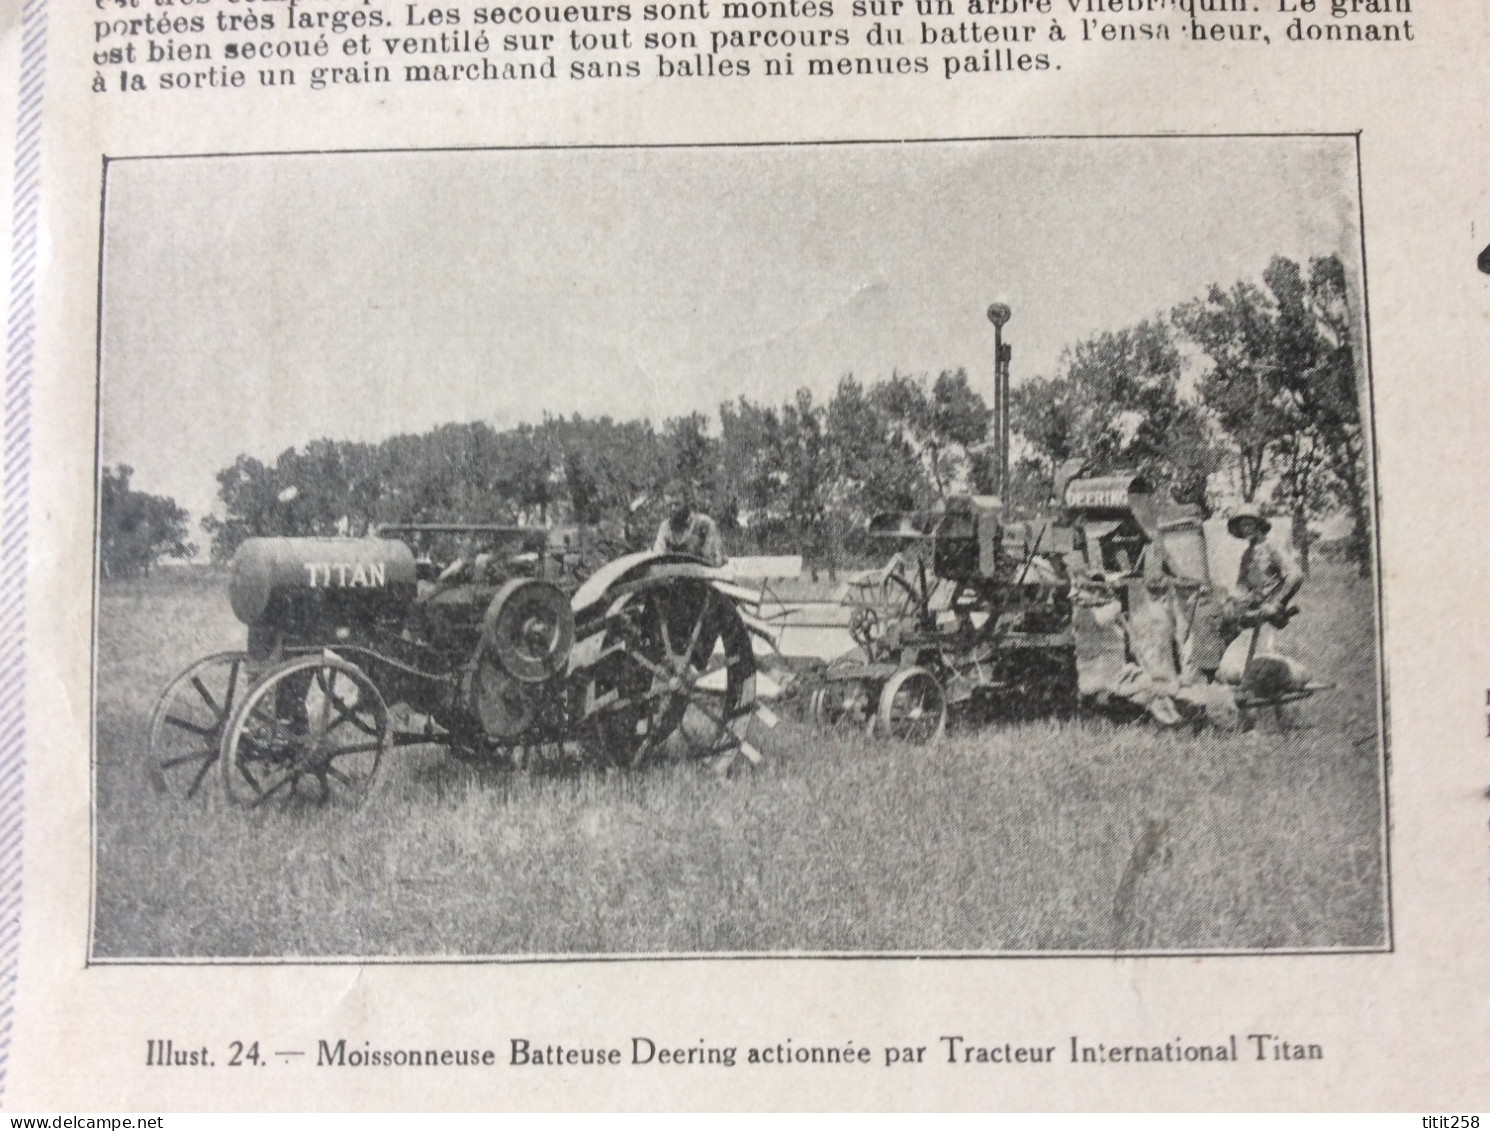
[
  {"xmin": 1174, "ymin": 254, "xmax": 1369, "ymax": 570},
  {"xmin": 1009, "ymin": 319, "xmax": 1218, "ymax": 512},
  {"xmin": 1172, "ymin": 281, "xmax": 1285, "ymax": 503},
  {"xmin": 99, "ymin": 465, "xmax": 196, "ymax": 578},
  {"xmin": 823, "ymin": 375, "xmax": 923, "ymax": 516},
  {"xmin": 196, "ymin": 255, "xmax": 1371, "ymax": 574},
  {"xmin": 866, "ymin": 368, "xmax": 992, "ymax": 499}
]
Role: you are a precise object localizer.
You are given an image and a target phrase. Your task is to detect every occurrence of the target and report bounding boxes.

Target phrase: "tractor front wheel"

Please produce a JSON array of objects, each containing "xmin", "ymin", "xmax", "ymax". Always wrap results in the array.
[
  {"xmin": 147, "ymin": 651, "xmax": 250, "ymax": 801},
  {"xmin": 220, "ymin": 654, "xmax": 388, "ymax": 808}
]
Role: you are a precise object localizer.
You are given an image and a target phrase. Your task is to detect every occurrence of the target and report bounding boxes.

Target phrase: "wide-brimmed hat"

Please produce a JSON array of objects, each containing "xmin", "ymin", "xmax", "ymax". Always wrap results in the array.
[{"xmin": 1227, "ymin": 503, "xmax": 1271, "ymax": 538}]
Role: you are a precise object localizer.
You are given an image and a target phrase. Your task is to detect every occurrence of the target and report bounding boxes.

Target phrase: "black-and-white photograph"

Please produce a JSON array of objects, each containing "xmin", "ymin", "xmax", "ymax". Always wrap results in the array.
[{"xmin": 91, "ymin": 137, "xmax": 1388, "ymax": 959}]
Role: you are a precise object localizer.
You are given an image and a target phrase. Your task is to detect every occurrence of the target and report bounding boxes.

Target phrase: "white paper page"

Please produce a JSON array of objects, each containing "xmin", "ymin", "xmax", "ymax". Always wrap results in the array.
[{"xmin": 1, "ymin": 0, "xmax": 1486, "ymax": 1111}]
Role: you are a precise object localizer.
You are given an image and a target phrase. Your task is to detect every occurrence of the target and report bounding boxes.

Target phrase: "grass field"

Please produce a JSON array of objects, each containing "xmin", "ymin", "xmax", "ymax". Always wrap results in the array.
[{"xmin": 91, "ymin": 564, "xmax": 1388, "ymax": 957}]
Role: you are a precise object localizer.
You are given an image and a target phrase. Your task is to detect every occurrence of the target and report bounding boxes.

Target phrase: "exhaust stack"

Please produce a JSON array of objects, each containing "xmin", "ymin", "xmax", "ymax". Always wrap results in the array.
[{"xmin": 987, "ymin": 302, "xmax": 1012, "ymax": 499}]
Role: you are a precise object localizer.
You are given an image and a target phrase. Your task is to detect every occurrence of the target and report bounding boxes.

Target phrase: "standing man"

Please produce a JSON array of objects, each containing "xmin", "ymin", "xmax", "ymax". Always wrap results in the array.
[
  {"xmin": 654, "ymin": 489, "xmax": 726, "ymax": 567},
  {"xmin": 1228, "ymin": 503, "xmax": 1298, "ymax": 619},
  {"xmin": 1218, "ymin": 502, "xmax": 1304, "ymax": 682}
]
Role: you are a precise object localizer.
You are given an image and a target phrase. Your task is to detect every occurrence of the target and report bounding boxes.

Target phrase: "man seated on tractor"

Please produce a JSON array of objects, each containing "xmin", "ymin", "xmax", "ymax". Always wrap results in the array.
[{"xmin": 654, "ymin": 488, "xmax": 726, "ymax": 567}]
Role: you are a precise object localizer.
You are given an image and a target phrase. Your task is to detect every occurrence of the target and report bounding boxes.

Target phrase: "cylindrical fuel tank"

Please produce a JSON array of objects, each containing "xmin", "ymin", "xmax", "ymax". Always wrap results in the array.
[{"xmin": 229, "ymin": 536, "xmax": 418, "ymax": 627}]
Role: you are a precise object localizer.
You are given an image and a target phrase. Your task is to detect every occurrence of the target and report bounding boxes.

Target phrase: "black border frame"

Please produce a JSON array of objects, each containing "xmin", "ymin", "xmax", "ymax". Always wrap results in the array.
[{"xmin": 85, "ymin": 131, "xmax": 1393, "ymax": 966}]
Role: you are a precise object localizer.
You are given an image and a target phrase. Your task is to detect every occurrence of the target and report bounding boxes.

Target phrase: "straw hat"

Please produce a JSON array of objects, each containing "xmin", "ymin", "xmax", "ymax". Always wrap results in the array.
[{"xmin": 1226, "ymin": 502, "xmax": 1271, "ymax": 538}]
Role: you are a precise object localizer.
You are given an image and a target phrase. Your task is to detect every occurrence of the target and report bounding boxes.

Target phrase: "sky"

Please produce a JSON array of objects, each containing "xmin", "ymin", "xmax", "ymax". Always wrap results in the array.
[{"xmin": 98, "ymin": 136, "xmax": 1364, "ymax": 527}]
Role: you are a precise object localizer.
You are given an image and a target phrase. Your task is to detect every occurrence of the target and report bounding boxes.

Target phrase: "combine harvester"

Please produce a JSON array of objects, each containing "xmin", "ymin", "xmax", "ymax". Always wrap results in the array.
[{"xmin": 773, "ymin": 304, "xmax": 1328, "ymax": 742}]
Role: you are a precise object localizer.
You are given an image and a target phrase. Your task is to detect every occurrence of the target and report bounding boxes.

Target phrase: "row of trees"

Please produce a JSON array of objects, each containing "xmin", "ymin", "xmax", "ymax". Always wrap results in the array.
[
  {"xmin": 190, "ymin": 368, "xmax": 999, "ymax": 572},
  {"xmin": 100, "ymin": 254, "xmax": 1372, "ymax": 578}
]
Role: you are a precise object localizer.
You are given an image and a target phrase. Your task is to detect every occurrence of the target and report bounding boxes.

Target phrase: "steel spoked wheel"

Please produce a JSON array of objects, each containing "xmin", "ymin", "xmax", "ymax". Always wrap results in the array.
[
  {"xmin": 877, "ymin": 666, "xmax": 946, "ymax": 745},
  {"xmin": 148, "ymin": 651, "xmax": 250, "ymax": 801},
  {"xmin": 221, "ymin": 654, "xmax": 388, "ymax": 808},
  {"xmin": 588, "ymin": 580, "xmax": 756, "ymax": 771},
  {"xmin": 810, "ymin": 679, "xmax": 874, "ymax": 735}
]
